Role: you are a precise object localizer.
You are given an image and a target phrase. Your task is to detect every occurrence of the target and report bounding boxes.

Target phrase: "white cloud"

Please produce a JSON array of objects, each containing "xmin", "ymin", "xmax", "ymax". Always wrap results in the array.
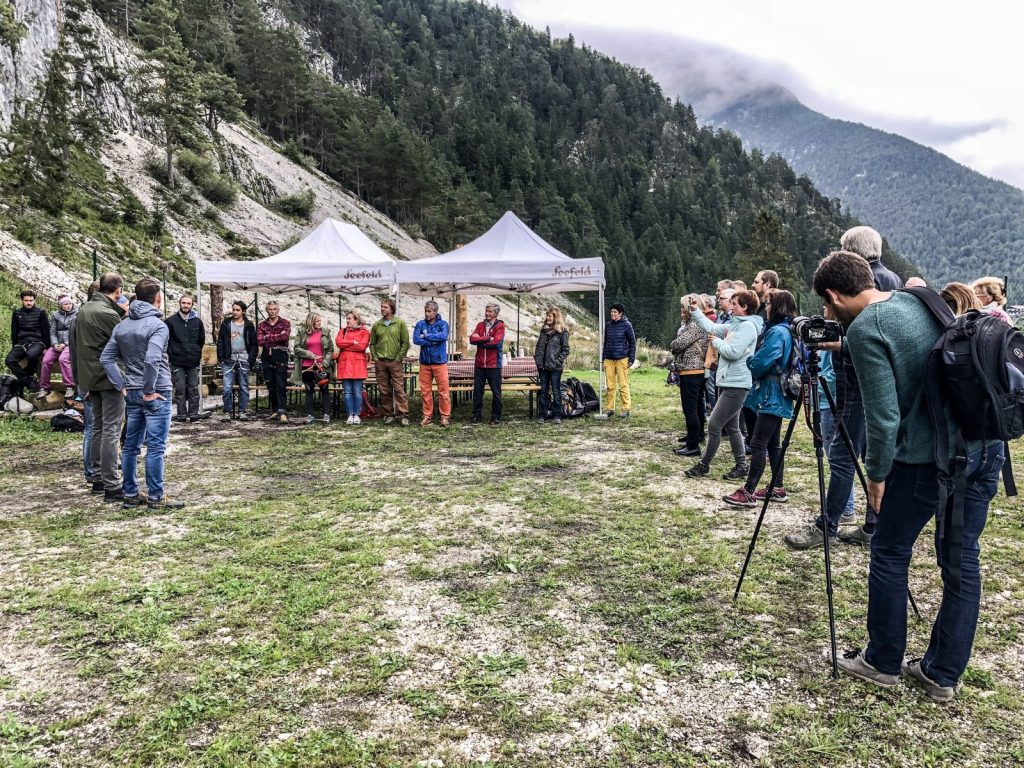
[{"xmin": 497, "ymin": 0, "xmax": 1024, "ymax": 188}]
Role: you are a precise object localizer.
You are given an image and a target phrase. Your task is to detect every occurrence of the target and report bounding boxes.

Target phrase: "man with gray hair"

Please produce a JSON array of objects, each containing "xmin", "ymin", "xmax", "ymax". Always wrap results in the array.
[
  {"xmin": 469, "ymin": 303, "xmax": 505, "ymax": 425},
  {"xmin": 257, "ymin": 300, "xmax": 291, "ymax": 422},
  {"xmin": 840, "ymin": 226, "xmax": 903, "ymax": 291},
  {"xmin": 413, "ymin": 300, "xmax": 451, "ymax": 426}
]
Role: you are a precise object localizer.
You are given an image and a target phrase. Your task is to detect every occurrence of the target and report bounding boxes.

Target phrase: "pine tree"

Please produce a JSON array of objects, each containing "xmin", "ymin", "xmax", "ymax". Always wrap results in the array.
[
  {"xmin": 735, "ymin": 209, "xmax": 804, "ymax": 289},
  {"xmin": 135, "ymin": 0, "xmax": 200, "ymax": 188}
]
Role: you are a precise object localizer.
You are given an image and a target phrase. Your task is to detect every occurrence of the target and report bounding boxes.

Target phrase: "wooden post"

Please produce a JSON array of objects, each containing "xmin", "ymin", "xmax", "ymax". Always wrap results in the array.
[
  {"xmin": 210, "ymin": 284, "xmax": 224, "ymax": 341},
  {"xmin": 456, "ymin": 294, "xmax": 469, "ymax": 359}
]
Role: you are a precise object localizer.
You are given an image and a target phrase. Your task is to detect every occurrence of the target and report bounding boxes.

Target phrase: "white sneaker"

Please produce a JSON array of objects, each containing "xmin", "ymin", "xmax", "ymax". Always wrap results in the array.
[
  {"xmin": 352, "ymin": 415, "xmax": 361, "ymax": 425},
  {"xmin": 346, "ymin": 415, "xmax": 354, "ymax": 425}
]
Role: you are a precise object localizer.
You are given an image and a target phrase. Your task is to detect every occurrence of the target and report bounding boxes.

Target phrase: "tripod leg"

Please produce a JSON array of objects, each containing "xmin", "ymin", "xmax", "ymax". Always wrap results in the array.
[
  {"xmin": 734, "ymin": 397, "xmax": 803, "ymax": 602},
  {"xmin": 816, "ymin": 376, "xmax": 922, "ymax": 621},
  {"xmin": 815, "ymin": 432, "xmax": 840, "ymax": 678}
]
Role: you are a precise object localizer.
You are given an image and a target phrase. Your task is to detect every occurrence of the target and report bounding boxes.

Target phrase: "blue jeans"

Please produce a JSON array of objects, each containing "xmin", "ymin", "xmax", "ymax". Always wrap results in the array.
[
  {"xmin": 539, "ymin": 369, "xmax": 562, "ymax": 418},
  {"xmin": 864, "ymin": 443, "xmax": 1004, "ymax": 686},
  {"xmin": 816, "ymin": 392, "xmax": 869, "ymax": 536},
  {"xmin": 342, "ymin": 379, "xmax": 363, "ymax": 417},
  {"xmin": 819, "ymin": 408, "xmax": 855, "ymax": 520},
  {"xmin": 221, "ymin": 361, "xmax": 250, "ymax": 413},
  {"xmin": 82, "ymin": 396, "xmax": 95, "ymax": 480},
  {"xmin": 122, "ymin": 389, "xmax": 172, "ymax": 500}
]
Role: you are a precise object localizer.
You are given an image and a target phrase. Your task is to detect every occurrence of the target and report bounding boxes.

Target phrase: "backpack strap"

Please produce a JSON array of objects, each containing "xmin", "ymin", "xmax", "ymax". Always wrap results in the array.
[
  {"xmin": 940, "ymin": 436, "xmax": 969, "ymax": 595},
  {"xmin": 1003, "ymin": 444, "xmax": 1017, "ymax": 497},
  {"xmin": 901, "ymin": 286, "xmax": 957, "ymax": 326}
]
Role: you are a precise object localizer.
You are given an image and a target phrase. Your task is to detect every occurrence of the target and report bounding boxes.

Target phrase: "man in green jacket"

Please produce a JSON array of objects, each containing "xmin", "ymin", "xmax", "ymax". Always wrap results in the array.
[
  {"xmin": 71, "ymin": 272, "xmax": 126, "ymax": 502},
  {"xmin": 369, "ymin": 298, "xmax": 410, "ymax": 426}
]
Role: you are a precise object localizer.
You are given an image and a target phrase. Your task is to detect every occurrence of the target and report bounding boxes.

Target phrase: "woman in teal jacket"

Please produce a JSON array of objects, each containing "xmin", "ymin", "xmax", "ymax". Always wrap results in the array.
[
  {"xmin": 724, "ymin": 290, "xmax": 797, "ymax": 507},
  {"xmin": 685, "ymin": 290, "xmax": 764, "ymax": 480}
]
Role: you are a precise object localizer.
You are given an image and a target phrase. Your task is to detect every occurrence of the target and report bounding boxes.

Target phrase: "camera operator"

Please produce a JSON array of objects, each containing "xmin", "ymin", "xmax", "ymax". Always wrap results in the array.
[
  {"xmin": 814, "ymin": 250, "xmax": 1003, "ymax": 701},
  {"xmin": 290, "ymin": 312, "xmax": 334, "ymax": 425},
  {"xmin": 722, "ymin": 289, "xmax": 797, "ymax": 507}
]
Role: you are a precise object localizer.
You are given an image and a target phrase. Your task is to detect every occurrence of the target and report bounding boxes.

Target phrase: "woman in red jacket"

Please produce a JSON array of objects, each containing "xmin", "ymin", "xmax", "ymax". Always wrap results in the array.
[{"xmin": 334, "ymin": 310, "xmax": 370, "ymax": 424}]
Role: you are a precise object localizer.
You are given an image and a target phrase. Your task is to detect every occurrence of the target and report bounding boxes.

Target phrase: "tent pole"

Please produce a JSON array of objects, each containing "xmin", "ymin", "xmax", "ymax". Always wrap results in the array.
[
  {"xmin": 253, "ymin": 293, "xmax": 260, "ymax": 323},
  {"xmin": 516, "ymin": 294, "xmax": 521, "ymax": 357},
  {"xmin": 338, "ymin": 296, "xmax": 343, "ymax": 328},
  {"xmin": 595, "ymin": 286, "xmax": 607, "ymax": 419},
  {"xmin": 306, "ymin": 290, "xmax": 311, "ymax": 312}
]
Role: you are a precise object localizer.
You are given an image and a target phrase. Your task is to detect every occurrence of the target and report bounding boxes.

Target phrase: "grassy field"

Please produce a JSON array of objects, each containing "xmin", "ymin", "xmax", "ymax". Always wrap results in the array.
[{"xmin": 1, "ymin": 369, "xmax": 1022, "ymax": 767}]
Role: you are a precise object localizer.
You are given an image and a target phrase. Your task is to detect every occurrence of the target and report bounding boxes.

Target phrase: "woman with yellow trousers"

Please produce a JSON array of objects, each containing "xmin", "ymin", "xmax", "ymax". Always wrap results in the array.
[{"xmin": 602, "ymin": 303, "xmax": 636, "ymax": 419}]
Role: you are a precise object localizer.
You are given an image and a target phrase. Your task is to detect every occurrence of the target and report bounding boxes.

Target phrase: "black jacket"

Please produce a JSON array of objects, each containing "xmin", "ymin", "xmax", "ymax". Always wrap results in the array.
[
  {"xmin": 534, "ymin": 327, "xmax": 570, "ymax": 371},
  {"xmin": 217, "ymin": 317, "xmax": 258, "ymax": 367},
  {"xmin": 165, "ymin": 312, "xmax": 206, "ymax": 368},
  {"xmin": 11, "ymin": 306, "xmax": 50, "ymax": 347},
  {"xmin": 870, "ymin": 259, "xmax": 904, "ymax": 292}
]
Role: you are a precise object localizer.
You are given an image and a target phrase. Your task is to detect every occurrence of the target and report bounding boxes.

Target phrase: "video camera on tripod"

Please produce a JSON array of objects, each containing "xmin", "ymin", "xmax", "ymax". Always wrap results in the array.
[{"xmin": 791, "ymin": 315, "xmax": 843, "ymax": 346}]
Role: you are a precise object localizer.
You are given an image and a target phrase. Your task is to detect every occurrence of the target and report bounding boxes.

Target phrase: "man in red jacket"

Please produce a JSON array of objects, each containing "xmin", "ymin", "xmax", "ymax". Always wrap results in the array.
[{"xmin": 469, "ymin": 303, "xmax": 505, "ymax": 425}]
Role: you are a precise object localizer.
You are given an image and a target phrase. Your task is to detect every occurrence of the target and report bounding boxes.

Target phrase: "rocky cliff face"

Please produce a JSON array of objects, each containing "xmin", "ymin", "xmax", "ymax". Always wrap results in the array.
[{"xmin": 0, "ymin": 0, "xmax": 60, "ymax": 128}]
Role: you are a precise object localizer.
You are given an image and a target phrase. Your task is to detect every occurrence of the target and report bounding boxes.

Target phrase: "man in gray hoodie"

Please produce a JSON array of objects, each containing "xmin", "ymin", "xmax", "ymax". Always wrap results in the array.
[{"xmin": 100, "ymin": 278, "xmax": 183, "ymax": 510}]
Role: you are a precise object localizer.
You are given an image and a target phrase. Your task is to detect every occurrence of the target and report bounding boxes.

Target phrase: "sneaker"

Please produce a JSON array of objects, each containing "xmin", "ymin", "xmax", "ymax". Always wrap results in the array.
[
  {"xmin": 685, "ymin": 461, "xmax": 710, "ymax": 478},
  {"xmin": 674, "ymin": 446, "xmax": 701, "ymax": 457},
  {"xmin": 147, "ymin": 497, "xmax": 185, "ymax": 510},
  {"xmin": 35, "ymin": 388, "xmax": 50, "ymax": 400},
  {"xmin": 784, "ymin": 525, "xmax": 837, "ymax": 550},
  {"xmin": 383, "ymin": 416, "xmax": 395, "ymax": 425},
  {"xmin": 490, "ymin": 419, "xmax": 501, "ymax": 426},
  {"xmin": 104, "ymin": 488, "xmax": 125, "ymax": 503},
  {"xmin": 552, "ymin": 417, "xmax": 561, "ymax": 424},
  {"xmin": 722, "ymin": 487, "xmax": 756, "ymax": 507},
  {"xmin": 221, "ymin": 413, "xmax": 234, "ymax": 422},
  {"xmin": 537, "ymin": 417, "xmax": 546, "ymax": 424},
  {"xmin": 604, "ymin": 410, "xmax": 615, "ymax": 418},
  {"xmin": 841, "ymin": 507, "xmax": 856, "ymax": 520},
  {"xmin": 421, "ymin": 418, "xmax": 432, "ymax": 426},
  {"xmin": 239, "ymin": 412, "xmax": 250, "ymax": 421},
  {"xmin": 837, "ymin": 650, "xmax": 898, "ymax": 688},
  {"xmin": 91, "ymin": 480, "xmax": 105, "ymax": 495},
  {"xmin": 902, "ymin": 659, "xmax": 956, "ymax": 702},
  {"xmin": 722, "ymin": 464, "xmax": 749, "ymax": 481},
  {"xmin": 440, "ymin": 417, "xmax": 450, "ymax": 427},
  {"xmin": 278, "ymin": 413, "xmax": 288, "ymax": 423},
  {"xmin": 839, "ymin": 526, "xmax": 874, "ymax": 546},
  {"xmin": 321, "ymin": 415, "xmax": 330, "ymax": 424},
  {"xmin": 346, "ymin": 415, "xmax": 354, "ymax": 425},
  {"xmin": 122, "ymin": 495, "xmax": 147, "ymax": 508},
  {"xmin": 619, "ymin": 410, "xmax": 630, "ymax": 419},
  {"xmin": 753, "ymin": 486, "xmax": 789, "ymax": 503},
  {"xmin": 400, "ymin": 417, "xmax": 410, "ymax": 427},
  {"xmin": 304, "ymin": 415, "xmax": 315, "ymax": 425},
  {"xmin": 352, "ymin": 415, "xmax": 361, "ymax": 425}
]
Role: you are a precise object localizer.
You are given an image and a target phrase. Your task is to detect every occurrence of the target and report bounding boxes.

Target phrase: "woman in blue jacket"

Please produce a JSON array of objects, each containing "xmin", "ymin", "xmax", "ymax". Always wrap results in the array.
[{"xmin": 723, "ymin": 290, "xmax": 797, "ymax": 507}]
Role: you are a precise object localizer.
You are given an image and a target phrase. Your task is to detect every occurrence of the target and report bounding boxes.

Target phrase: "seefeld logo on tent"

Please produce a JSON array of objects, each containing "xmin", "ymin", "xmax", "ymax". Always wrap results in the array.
[
  {"xmin": 343, "ymin": 269, "xmax": 384, "ymax": 280},
  {"xmin": 551, "ymin": 265, "xmax": 592, "ymax": 279}
]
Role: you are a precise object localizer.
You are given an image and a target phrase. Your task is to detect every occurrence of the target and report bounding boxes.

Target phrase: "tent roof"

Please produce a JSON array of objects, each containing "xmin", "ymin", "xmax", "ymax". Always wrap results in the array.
[
  {"xmin": 195, "ymin": 218, "xmax": 397, "ymax": 295},
  {"xmin": 398, "ymin": 211, "xmax": 604, "ymax": 295}
]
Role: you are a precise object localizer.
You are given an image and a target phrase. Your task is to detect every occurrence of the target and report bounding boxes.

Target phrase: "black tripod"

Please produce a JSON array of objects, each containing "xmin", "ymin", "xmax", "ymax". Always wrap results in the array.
[{"xmin": 732, "ymin": 345, "xmax": 920, "ymax": 678}]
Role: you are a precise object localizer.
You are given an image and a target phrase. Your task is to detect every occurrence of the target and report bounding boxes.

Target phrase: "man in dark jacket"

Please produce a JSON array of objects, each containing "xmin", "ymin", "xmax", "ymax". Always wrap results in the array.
[
  {"xmin": 602, "ymin": 303, "xmax": 636, "ymax": 418},
  {"xmin": 217, "ymin": 301, "xmax": 259, "ymax": 420},
  {"xmin": 71, "ymin": 272, "xmax": 125, "ymax": 501},
  {"xmin": 6, "ymin": 290, "xmax": 50, "ymax": 393},
  {"xmin": 101, "ymin": 278, "xmax": 183, "ymax": 510},
  {"xmin": 165, "ymin": 294, "xmax": 208, "ymax": 422},
  {"xmin": 841, "ymin": 226, "xmax": 903, "ymax": 292}
]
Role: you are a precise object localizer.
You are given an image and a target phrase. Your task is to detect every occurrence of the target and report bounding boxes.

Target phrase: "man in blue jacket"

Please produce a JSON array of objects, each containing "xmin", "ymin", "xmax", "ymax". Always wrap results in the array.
[
  {"xmin": 100, "ymin": 279, "xmax": 184, "ymax": 510},
  {"xmin": 414, "ymin": 300, "xmax": 450, "ymax": 427},
  {"xmin": 602, "ymin": 303, "xmax": 636, "ymax": 418}
]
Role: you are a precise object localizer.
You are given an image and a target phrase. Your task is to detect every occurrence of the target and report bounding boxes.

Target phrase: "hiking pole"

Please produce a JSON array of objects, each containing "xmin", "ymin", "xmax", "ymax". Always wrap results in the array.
[{"xmin": 818, "ymin": 377, "xmax": 923, "ymax": 622}]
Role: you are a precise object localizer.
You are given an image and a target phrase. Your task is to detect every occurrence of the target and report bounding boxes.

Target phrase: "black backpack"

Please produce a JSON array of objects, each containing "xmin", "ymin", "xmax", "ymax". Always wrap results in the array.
[
  {"xmin": 51, "ymin": 410, "xmax": 86, "ymax": 432},
  {"xmin": 0, "ymin": 374, "xmax": 21, "ymax": 409},
  {"xmin": 907, "ymin": 287, "xmax": 1022, "ymax": 588},
  {"xmin": 573, "ymin": 379, "xmax": 599, "ymax": 413},
  {"xmin": 558, "ymin": 378, "xmax": 586, "ymax": 418}
]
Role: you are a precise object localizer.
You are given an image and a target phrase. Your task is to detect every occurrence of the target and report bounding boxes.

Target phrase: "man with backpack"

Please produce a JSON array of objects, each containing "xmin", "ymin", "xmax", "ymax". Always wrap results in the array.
[
  {"xmin": 813, "ymin": 250, "xmax": 1004, "ymax": 701},
  {"xmin": 6, "ymin": 290, "xmax": 50, "ymax": 396}
]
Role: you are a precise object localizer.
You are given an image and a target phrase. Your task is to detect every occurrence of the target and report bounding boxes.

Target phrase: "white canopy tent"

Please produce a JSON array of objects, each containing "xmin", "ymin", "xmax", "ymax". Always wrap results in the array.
[
  {"xmin": 195, "ymin": 217, "xmax": 398, "ymax": 299},
  {"xmin": 397, "ymin": 211, "xmax": 609, "ymax": 413}
]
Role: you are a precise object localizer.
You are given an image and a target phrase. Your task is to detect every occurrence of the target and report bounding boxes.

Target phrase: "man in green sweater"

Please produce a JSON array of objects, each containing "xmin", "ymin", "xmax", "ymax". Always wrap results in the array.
[
  {"xmin": 814, "ymin": 250, "xmax": 1004, "ymax": 702},
  {"xmin": 369, "ymin": 298, "xmax": 410, "ymax": 426}
]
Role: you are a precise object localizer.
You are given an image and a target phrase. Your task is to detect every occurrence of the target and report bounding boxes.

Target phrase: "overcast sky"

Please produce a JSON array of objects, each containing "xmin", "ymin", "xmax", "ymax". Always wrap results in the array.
[{"xmin": 498, "ymin": 0, "xmax": 1024, "ymax": 189}]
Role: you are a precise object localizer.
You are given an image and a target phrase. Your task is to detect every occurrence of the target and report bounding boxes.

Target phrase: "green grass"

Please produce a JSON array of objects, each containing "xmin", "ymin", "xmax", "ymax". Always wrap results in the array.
[{"xmin": 0, "ymin": 368, "xmax": 1022, "ymax": 766}]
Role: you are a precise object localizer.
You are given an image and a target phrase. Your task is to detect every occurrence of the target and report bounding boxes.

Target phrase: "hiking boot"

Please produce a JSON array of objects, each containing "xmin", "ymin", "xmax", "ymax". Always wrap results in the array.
[
  {"xmin": 754, "ymin": 486, "xmax": 789, "ymax": 503},
  {"xmin": 841, "ymin": 507, "xmax": 856, "ymax": 520},
  {"xmin": 784, "ymin": 525, "xmax": 836, "ymax": 550},
  {"xmin": 104, "ymin": 488, "xmax": 125, "ymax": 503},
  {"xmin": 677, "ymin": 435, "xmax": 690, "ymax": 443},
  {"xmin": 383, "ymin": 416, "xmax": 395, "ymax": 425},
  {"xmin": 91, "ymin": 480, "xmax": 105, "ymax": 494},
  {"xmin": 674, "ymin": 446, "xmax": 701, "ymax": 457},
  {"xmin": 147, "ymin": 497, "xmax": 185, "ymax": 510},
  {"xmin": 400, "ymin": 417, "xmax": 410, "ymax": 427},
  {"xmin": 902, "ymin": 659, "xmax": 956, "ymax": 702},
  {"xmin": 35, "ymin": 388, "xmax": 50, "ymax": 400},
  {"xmin": 122, "ymin": 495, "xmax": 147, "ymax": 508},
  {"xmin": 440, "ymin": 417, "xmax": 450, "ymax": 427},
  {"xmin": 722, "ymin": 464, "xmax": 749, "ymax": 481},
  {"xmin": 421, "ymin": 417, "xmax": 433, "ymax": 426},
  {"xmin": 685, "ymin": 461, "xmax": 710, "ymax": 478},
  {"xmin": 839, "ymin": 526, "xmax": 874, "ymax": 546},
  {"xmin": 278, "ymin": 413, "xmax": 288, "ymax": 423},
  {"xmin": 239, "ymin": 412, "xmax": 250, "ymax": 421},
  {"xmin": 303, "ymin": 415, "xmax": 315, "ymax": 425},
  {"xmin": 722, "ymin": 487, "xmax": 756, "ymax": 507},
  {"xmin": 837, "ymin": 650, "xmax": 898, "ymax": 688},
  {"xmin": 221, "ymin": 413, "xmax": 234, "ymax": 421},
  {"xmin": 619, "ymin": 410, "xmax": 630, "ymax": 419}
]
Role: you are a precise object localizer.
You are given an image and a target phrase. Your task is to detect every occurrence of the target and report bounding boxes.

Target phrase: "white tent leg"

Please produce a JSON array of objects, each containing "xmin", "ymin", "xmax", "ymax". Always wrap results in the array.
[{"xmin": 595, "ymin": 286, "xmax": 607, "ymax": 419}]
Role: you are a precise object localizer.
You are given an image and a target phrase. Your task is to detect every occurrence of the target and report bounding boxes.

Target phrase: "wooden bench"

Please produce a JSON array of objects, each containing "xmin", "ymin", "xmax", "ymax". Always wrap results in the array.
[{"xmin": 443, "ymin": 359, "xmax": 541, "ymax": 418}]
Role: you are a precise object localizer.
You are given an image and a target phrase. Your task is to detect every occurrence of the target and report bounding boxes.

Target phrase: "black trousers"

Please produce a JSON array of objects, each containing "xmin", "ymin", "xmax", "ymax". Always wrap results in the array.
[
  {"xmin": 472, "ymin": 367, "xmax": 502, "ymax": 421},
  {"xmin": 262, "ymin": 355, "xmax": 288, "ymax": 414},
  {"xmin": 6, "ymin": 342, "xmax": 45, "ymax": 387},
  {"xmin": 301, "ymin": 369, "xmax": 330, "ymax": 417},
  {"xmin": 678, "ymin": 375, "xmax": 706, "ymax": 449},
  {"xmin": 744, "ymin": 412, "xmax": 784, "ymax": 492}
]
